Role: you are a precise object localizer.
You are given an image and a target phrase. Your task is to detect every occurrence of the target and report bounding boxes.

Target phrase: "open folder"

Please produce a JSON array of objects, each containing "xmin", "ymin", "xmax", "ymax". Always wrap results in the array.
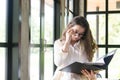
[{"xmin": 60, "ymin": 49, "xmax": 117, "ymax": 74}]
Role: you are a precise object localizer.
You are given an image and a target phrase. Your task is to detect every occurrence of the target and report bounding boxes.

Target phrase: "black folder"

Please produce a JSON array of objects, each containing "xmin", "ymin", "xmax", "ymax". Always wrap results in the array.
[{"xmin": 60, "ymin": 49, "xmax": 117, "ymax": 74}]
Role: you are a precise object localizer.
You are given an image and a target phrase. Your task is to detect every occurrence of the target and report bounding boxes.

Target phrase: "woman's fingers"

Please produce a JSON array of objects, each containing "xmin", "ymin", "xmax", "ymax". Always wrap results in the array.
[
  {"xmin": 68, "ymin": 28, "xmax": 73, "ymax": 32},
  {"xmin": 84, "ymin": 69, "xmax": 90, "ymax": 75},
  {"xmin": 65, "ymin": 29, "xmax": 73, "ymax": 42},
  {"xmin": 66, "ymin": 29, "xmax": 74, "ymax": 39},
  {"xmin": 81, "ymin": 69, "xmax": 96, "ymax": 80},
  {"xmin": 90, "ymin": 70, "xmax": 95, "ymax": 75},
  {"xmin": 67, "ymin": 29, "xmax": 74, "ymax": 34},
  {"xmin": 81, "ymin": 69, "xmax": 90, "ymax": 77},
  {"xmin": 90, "ymin": 70, "xmax": 96, "ymax": 79}
]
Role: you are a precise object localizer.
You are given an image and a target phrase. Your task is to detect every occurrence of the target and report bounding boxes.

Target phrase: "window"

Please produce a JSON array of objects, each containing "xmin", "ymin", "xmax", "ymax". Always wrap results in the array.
[
  {"xmin": 87, "ymin": 14, "xmax": 106, "ymax": 44},
  {"xmin": 0, "ymin": 0, "xmax": 7, "ymax": 42},
  {"xmin": 108, "ymin": 14, "xmax": 120, "ymax": 44},
  {"xmin": 87, "ymin": 0, "xmax": 105, "ymax": 11},
  {"xmin": 0, "ymin": 48, "xmax": 6, "ymax": 80},
  {"xmin": 44, "ymin": 0, "xmax": 54, "ymax": 79},
  {"xmin": 30, "ymin": 0, "xmax": 54, "ymax": 80},
  {"xmin": 30, "ymin": 47, "xmax": 40, "ymax": 80},
  {"xmin": 86, "ymin": 0, "xmax": 120, "ymax": 79},
  {"xmin": 0, "ymin": 0, "xmax": 7, "ymax": 80},
  {"xmin": 65, "ymin": 0, "xmax": 74, "ymax": 26},
  {"xmin": 30, "ymin": 0, "xmax": 40, "ymax": 80}
]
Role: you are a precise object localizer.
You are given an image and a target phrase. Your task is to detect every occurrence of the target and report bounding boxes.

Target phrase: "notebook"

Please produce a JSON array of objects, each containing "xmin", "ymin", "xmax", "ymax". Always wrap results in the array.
[{"xmin": 60, "ymin": 49, "xmax": 117, "ymax": 74}]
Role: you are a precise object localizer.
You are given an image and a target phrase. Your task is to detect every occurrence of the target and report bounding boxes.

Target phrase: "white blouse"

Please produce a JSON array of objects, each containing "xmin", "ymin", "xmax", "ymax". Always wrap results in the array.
[{"xmin": 53, "ymin": 39, "xmax": 89, "ymax": 80}]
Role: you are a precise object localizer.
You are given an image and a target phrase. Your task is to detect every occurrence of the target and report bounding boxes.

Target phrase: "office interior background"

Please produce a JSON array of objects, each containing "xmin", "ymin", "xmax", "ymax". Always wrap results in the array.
[{"xmin": 0, "ymin": 0, "xmax": 120, "ymax": 80}]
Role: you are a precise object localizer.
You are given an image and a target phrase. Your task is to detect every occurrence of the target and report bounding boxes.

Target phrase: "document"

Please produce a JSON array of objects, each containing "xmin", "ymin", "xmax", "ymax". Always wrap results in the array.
[{"xmin": 60, "ymin": 49, "xmax": 117, "ymax": 74}]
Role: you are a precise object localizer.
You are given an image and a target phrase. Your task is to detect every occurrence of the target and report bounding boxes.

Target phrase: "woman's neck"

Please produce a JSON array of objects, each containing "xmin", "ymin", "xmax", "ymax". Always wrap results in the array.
[
  {"xmin": 71, "ymin": 40, "xmax": 80, "ymax": 46},
  {"xmin": 71, "ymin": 41, "xmax": 76, "ymax": 46}
]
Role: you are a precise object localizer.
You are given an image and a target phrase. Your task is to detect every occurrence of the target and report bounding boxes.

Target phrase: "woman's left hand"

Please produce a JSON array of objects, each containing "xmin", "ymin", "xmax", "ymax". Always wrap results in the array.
[{"xmin": 81, "ymin": 69, "xmax": 96, "ymax": 80}]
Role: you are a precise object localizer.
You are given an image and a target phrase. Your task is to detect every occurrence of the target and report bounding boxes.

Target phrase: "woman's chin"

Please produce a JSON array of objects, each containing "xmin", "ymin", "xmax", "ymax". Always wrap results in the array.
[{"xmin": 72, "ymin": 39, "xmax": 79, "ymax": 42}]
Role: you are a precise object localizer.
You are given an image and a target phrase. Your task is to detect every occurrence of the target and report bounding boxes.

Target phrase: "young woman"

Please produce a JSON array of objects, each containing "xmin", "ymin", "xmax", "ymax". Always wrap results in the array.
[{"xmin": 53, "ymin": 16, "xmax": 98, "ymax": 80}]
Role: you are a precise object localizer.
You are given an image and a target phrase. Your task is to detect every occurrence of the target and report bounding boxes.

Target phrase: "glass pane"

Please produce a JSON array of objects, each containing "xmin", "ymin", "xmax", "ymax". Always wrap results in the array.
[
  {"xmin": 93, "ymin": 48, "xmax": 105, "ymax": 60},
  {"xmin": 87, "ymin": 0, "xmax": 105, "ymax": 11},
  {"xmin": 95, "ymin": 48, "xmax": 106, "ymax": 78},
  {"xmin": 30, "ymin": 0, "xmax": 40, "ymax": 44},
  {"xmin": 69, "ymin": 0, "xmax": 73, "ymax": 11},
  {"xmin": 65, "ymin": 0, "xmax": 68, "ymax": 9},
  {"xmin": 30, "ymin": 47, "xmax": 40, "ymax": 80},
  {"xmin": 108, "ymin": 14, "xmax": 120, "ymax": 44},
  {"xmin": 64, "ymin": 12, "xmax": 73, "ymax": 27},
  {"xmin": 0, "ymin": 48, "xmax": 6, "ymax": 80},
  {"xmin": 108, "ymin": 48, "xmax": 120, "ymax": 79},
  {"xmin": 109, "ymin": 0, "xmax": 120, "ymax": 11},
  {"xmin": 0, "ymin": 0, "xmax": 7, "ymax": 42},
  {"xmin": 65, "ymin": 8, "xmax": 68, "ymax": 26},
  {"xmin": 45, "ymin": 0, "xmax": 54, "ymax": 44},
  {"xmin": 87, "ymin": 14, "xmax": 106, "ymax": 44},
  {"xmin": 44, "ymin": 47, "xmax": 53, "ymax": 80},
  {"xmin": 68, "ymin": 12, "xmax": 73, "ymax": 23}
]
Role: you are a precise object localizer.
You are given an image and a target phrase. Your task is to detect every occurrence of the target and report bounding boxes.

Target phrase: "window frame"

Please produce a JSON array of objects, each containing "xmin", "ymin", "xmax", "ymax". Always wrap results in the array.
[{"xmin": 85, "ymin": 0, "xmax": 120, "ymax": 78}]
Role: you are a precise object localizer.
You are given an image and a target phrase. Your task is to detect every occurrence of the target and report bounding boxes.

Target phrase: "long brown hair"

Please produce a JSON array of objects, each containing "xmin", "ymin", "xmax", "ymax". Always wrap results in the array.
[{"xmin": 60, "ymin": 16, "xmax": 98, "ymax": 61}]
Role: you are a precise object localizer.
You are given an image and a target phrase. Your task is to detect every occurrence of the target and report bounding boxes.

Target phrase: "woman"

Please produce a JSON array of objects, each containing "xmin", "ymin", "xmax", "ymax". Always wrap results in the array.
[{"xmin": 53, "ymin": 16, "xmax": 98, "ymax": 80}]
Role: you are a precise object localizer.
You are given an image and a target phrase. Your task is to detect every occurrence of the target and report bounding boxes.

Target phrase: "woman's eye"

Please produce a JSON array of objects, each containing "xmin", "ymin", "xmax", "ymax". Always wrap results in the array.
[
  {"xmin": 74, "ymin": 31, "xmax": 78, "ymax": 33},
  {"xmin": 79, "ymin": 34, "xmax": 84, "ymax": 37}
]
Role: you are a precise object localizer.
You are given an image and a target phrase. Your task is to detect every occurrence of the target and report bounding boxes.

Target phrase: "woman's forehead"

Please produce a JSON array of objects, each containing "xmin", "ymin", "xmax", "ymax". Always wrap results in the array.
[{"xmin": 71, "ymin": 25, "xmax": 85, "ymax": 32}]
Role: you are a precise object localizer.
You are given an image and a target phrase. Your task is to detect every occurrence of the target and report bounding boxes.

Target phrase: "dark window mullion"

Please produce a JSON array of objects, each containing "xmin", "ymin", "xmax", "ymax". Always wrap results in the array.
[
  {"xmin": 6, "ymin": 0, "xmax": 13, "ymax": 80},
  {"xmin": 66, "ymin": 0, "xmax": 69, "ymax": 24},
  {"xmin": 30, "ymin": 44, "xmax": 53, "ymax": 47},
  {"xmin": 54, "ymin": 0, "xmax": 61, "ymax": 73},
  {"xmin": 0, "ymin": 43, "xmax": 7, "ymax": 47},
  {"xmin": 39, "ymin": 0, "xmax": 45, "ymax": 80},
  {"xmin": 73, "ymin": 0, "xmax": 79, "ymax": 16},
  {"xmin": 105, "ymin": 0, "xmax": 109, "ymax": 78},
  {"xmin": 84, "ymin": 0, "xmax": 87, "ymax": 17},
  {"xmin": 98, "ymin": 45, "xmax": 120, "ymax": 48}
]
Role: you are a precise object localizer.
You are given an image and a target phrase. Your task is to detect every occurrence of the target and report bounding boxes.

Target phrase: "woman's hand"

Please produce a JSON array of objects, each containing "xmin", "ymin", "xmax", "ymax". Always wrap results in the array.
[
  {"xmin": 62, "ymin": 29, "xmax": 74, "ymax": 52},
  {"xmin": 65, "ymin": 29, "xmax": 74, "ymax": 43},
  {"xmin": 81, "ymin": 69, "xmax": 96, "ymax": 80}
]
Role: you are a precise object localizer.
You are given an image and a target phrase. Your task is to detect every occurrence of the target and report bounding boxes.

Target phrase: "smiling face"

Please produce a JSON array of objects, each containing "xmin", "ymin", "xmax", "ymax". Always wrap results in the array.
[{"xmin": 70, "ymin": 25, "xmax": 85, "ymax": 42}]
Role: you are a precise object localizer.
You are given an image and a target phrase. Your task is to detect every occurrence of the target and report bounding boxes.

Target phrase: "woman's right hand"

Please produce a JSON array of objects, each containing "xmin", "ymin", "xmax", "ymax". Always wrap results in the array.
[
  {"xmin": 66, "ymin": 29, "xmax": 74, "ymax": 43},
  {"xmin": 62, "ymin": 29, "xmax": 74, "ymax": 52}
]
